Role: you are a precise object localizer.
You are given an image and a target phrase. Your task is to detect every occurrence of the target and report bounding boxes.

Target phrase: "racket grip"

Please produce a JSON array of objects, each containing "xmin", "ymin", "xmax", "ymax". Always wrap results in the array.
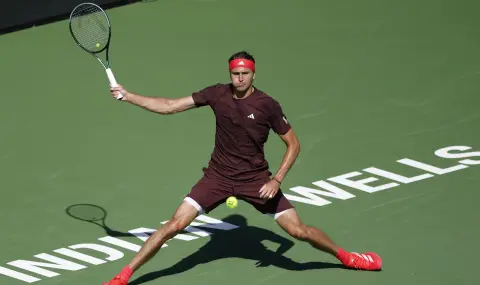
[{"xmin": 105, "ymin": 68, "xmax": 123, "ymax": 100}]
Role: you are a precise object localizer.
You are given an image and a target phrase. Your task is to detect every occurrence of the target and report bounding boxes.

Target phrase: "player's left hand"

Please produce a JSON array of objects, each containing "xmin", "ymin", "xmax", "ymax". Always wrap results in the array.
[{"xmin": 259, "ymin": 179, "xmax": 280, "ymax": 199}]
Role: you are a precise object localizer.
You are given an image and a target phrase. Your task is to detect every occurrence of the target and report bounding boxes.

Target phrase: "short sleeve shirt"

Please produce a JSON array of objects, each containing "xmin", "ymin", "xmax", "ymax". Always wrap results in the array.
[{"xmin": 192, "ymin": 83, "xmax": 291, "ymax": 180}]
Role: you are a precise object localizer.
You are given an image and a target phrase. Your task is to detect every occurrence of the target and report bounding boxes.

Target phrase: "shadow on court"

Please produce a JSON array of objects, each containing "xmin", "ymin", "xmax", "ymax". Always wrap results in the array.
[
  {"xmin": 64, "ymin": 204, "xmax": 345, "ymax": 284},
  {"xmin": 65, "ymin": 203, "xmax": 132, "ymax": 237},
  {"xmin": 129, "ymin": 214, "xmax": 345, "ymax": 285}
]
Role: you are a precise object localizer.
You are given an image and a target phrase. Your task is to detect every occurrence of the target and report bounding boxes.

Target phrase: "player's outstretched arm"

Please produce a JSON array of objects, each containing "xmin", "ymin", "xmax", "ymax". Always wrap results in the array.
[{"xmin": 110, "ymin": 85, "xmax": 196, "ymax": 115}]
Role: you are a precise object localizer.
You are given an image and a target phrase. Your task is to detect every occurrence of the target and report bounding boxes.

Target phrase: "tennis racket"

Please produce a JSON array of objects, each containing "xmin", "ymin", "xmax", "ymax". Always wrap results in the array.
[{"xmin": 69, "ymin": 2, "xmax": 123, "ymax": 100}]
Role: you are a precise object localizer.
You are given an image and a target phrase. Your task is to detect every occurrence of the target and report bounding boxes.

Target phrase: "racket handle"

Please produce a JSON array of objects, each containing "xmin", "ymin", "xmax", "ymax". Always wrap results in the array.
[{"xmin": 105, "ymin": 68, "xmax": 123, "ymax": 100}]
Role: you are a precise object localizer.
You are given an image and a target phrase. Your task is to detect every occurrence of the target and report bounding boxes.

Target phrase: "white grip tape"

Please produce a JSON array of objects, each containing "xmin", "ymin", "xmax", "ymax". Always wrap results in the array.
[{"xmin": 105, "ymin": 68, "xmax": 123, "ymax": 100}]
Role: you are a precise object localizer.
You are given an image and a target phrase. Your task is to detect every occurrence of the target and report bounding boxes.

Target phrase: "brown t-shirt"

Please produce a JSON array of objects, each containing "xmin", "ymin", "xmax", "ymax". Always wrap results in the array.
[{"xmin": 192, "ymin": 83, "xmax": 291, "ymax": 181}]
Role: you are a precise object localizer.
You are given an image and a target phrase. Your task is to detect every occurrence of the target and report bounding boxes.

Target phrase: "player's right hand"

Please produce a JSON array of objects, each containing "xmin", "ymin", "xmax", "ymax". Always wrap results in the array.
[{"xmin": 109, "ymin": 84, "xmax": 128, "ymax": 101}]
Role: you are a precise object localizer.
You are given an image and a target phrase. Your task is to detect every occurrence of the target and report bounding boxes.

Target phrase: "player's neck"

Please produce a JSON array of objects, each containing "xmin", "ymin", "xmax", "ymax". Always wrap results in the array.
[{"xmin": 232, "ymin": 85, "xmax": 255, "ymax": 100}]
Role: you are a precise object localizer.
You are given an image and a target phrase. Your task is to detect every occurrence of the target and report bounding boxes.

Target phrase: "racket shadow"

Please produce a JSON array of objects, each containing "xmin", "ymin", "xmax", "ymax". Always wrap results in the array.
[{"xmin": 65, "ymin": 203, "xmax": 131, "ymax": 237}]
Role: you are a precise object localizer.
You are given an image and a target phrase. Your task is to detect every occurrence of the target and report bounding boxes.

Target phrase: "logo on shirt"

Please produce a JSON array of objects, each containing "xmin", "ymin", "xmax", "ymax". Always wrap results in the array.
[
  {"xmin": 247, "ymin": 113, "xmax": 255, "ymax": 119},
  {"xmin": 283, "ymin": 116, "xmax": 288, "ymax": 124}
]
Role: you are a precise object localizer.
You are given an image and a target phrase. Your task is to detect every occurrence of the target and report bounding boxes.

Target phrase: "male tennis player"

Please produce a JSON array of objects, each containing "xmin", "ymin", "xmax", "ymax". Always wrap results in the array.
[{"xmin": 103, "ymin": 51, "xmax": 382, "ymax": 285}]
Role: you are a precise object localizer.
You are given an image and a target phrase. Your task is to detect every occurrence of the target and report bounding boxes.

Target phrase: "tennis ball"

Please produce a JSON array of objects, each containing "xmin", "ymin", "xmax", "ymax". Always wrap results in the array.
[
  {"xmin": 226, "ymin": 196, "xmax": 238, "ymax": 209},
  {"xmin": 96, "ymin": 43, "xmax": 100, "ymax": 48}
]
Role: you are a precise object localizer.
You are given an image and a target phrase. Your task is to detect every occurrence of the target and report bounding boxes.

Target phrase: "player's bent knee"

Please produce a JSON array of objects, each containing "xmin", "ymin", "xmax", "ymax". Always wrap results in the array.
[
  {"xmin": 158, "ymin": 200, "xmax": 199, "ymax": 242},
  {"xmin": 285, "ymin": 224, "xmax": 309, "ymax": 241},
  {"xmin": 162, "ymin": 218, "xmax": 187, "ymax": 240}
]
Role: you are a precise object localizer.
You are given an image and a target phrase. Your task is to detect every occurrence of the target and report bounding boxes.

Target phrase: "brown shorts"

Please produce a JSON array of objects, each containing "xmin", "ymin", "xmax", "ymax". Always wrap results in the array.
[{"xmin": 185, "ymin": 169, "xmax": 294, "ymax": 219}]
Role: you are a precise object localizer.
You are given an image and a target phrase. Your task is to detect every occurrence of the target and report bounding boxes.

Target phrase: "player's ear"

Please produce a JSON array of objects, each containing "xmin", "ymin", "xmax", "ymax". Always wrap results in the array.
[{"xmin": 253, "ymin": 72, "xmax": 256, "ymax": 80}]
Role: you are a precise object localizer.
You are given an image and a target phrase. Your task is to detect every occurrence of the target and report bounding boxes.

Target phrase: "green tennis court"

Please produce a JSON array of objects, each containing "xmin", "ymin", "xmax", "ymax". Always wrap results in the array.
[{"xmin": 1, "ymin": 0, "xmax": 479, "ymax": 285}]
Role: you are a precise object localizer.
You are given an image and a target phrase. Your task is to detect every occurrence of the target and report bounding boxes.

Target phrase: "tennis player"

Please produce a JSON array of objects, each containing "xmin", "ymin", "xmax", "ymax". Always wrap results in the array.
[{"xmin": 103, "ymin": 51, "xmax": 382, "ymax": 285}]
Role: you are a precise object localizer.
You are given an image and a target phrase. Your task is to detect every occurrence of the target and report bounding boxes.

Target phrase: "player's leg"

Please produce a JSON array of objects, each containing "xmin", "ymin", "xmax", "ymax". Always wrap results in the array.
[
  {"xmin": 237, "ymin": 185, "xmax": 339, "ymax": 255},
  {"xmin": 274, "ymin": 208, "xmax": 340, "ymax": 255},
  {"xmin": 274, "ymin": 204, "xmax": 382, "ymax": 271},
  {"xmin": 103, "ymin": 171, "xmax": 232, "ymax": 285},
  {"xmin": 128, "ymin": 201, "xmax": 199, "ymax": 271},
  {"xmin": 235, "ymin": 177, "xmax": 382, "ymax": 271},
  {"xmin": 102, "ymin": 201, "xmax": 199, "ymax": 285}
]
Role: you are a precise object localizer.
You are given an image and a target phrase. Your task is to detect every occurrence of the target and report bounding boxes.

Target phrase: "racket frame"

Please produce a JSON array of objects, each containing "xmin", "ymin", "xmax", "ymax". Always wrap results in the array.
[{"xmin": 68, "ymin": 2, "xmax": 123, "ymax": 99}]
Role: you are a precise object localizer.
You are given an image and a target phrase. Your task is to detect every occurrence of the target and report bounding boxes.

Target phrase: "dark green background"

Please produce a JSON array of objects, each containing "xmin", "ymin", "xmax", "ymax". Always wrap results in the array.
[{"xmin": 1, "ymin": 0, "xmax": 479, "ymax": 284}]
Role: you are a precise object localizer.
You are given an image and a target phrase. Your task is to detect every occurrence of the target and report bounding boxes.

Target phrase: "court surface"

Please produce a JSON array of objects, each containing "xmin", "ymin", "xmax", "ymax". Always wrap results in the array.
[{"xmin": 1, "ymin": 0, "xmax": 479, "ymax": 284}]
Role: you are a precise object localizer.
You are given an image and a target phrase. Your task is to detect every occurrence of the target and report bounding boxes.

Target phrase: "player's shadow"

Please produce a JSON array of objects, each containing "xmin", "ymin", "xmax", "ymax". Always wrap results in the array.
[{"xmin": 129, "ymin": 214, "xmax": 345, "ymax": 285}]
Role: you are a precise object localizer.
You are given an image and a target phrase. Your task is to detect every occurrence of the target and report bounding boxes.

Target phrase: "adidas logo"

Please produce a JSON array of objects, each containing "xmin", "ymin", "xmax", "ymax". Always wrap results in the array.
[
  {"xmin": 352, "ymin": 252, "xmax": 374, "ymax": 262},
  {"xmin": 247, "ymin": 113, "xmax": 255, "ymax": 119},
  {"xmin": 238, "ymin": 61, "xmax": 244, "ymax": 65}
]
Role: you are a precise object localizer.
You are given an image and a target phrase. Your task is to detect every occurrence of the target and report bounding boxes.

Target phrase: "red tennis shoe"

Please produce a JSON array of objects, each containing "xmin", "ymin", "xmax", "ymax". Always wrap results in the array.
[
  {"xmin": 102, "ymin": 266, "xmax": 133, "ymax": 285},
  {"xmin": 338, "ymin": 249, "xmax": 382, "ymax": 271},
  {"xmin": 102, "ymin": 275, "xmax": 128, "ymax": 285}
]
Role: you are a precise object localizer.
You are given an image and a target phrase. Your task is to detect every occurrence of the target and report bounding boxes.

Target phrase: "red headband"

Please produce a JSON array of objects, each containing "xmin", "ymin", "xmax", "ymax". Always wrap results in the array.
[{"xmin": 229, "ymin": 58, "xmax": 255, "ymax": 72}]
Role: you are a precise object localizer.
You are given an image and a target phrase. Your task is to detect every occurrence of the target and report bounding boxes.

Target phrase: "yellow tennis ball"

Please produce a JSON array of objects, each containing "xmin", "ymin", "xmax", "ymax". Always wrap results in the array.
[
  {"xmin": 226, "ymin": 196, "xmax": 238, "ymax": 209},
  {"xmin": 96, "ymin": 43, "xmax": 100, "ymax": 48}
]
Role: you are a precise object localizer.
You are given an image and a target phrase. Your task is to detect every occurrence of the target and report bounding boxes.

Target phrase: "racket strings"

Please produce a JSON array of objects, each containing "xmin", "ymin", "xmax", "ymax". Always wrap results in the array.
[{"xmin": 70, "ymin": 4, "xmax": 110, "ymax": 53}]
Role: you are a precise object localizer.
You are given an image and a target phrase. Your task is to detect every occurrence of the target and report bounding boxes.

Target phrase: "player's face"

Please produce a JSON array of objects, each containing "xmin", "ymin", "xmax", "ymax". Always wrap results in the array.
[{"xmin": 230, "ymin": 67, "xmax": 255, "ymax": 92}]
